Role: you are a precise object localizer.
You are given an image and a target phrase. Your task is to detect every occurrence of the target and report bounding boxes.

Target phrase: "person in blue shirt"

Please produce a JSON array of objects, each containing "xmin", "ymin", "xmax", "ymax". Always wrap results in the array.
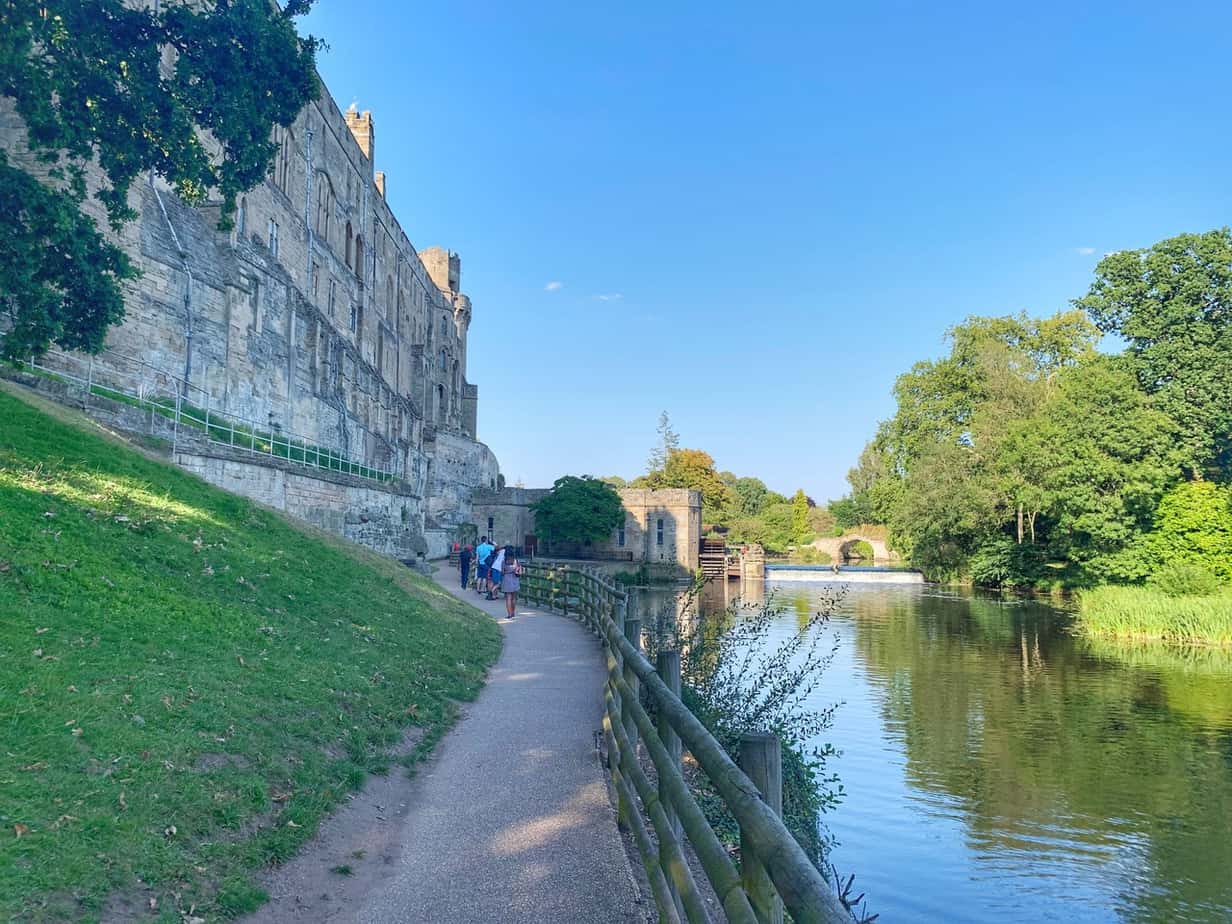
[{"xmin": 474, "ymin": 536, "xmax": 495, "ymax": 596}]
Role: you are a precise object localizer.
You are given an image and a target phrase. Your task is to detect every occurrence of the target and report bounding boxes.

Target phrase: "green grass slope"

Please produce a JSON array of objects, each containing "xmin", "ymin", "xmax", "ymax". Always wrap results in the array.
[{"xmin": 0, "ymin": 383, "xmax": 501, "ymax": 921}]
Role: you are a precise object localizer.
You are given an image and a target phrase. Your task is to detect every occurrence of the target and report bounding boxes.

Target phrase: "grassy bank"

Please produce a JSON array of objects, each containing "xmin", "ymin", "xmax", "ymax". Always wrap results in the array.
[
  {"xmin": 0, "ymin": 383, "xmax": 501, "ymax": 921},
  {"xmin": 1077, "ymin": 585, "xmax": 1232, "ymax": 645}
]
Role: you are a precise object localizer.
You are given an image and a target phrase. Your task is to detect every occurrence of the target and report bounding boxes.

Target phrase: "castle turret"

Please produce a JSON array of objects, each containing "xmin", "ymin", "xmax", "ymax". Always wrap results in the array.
[
  {"xmin": 344, "ymin": 105, "xmax": 375, "ymax": 177},
  {"xmin": 420, "ymin": 246, "xmax": 460, "ymax": 295}
]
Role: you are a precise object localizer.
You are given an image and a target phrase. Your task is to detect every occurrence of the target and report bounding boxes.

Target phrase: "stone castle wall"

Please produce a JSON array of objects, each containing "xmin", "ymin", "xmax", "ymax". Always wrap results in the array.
[
  {"xmin": 471, "ymin": 487, "xmax": 702, "ymax": 574},
  {"xmin": 1, "ymin": 60, "xmax": 501, "ymax": 557}
]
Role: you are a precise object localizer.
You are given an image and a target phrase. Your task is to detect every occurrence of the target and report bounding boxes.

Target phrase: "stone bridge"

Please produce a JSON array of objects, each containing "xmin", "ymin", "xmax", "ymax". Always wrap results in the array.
[{"xmin": 810, "ymin": 532, "xmax": 896, "ymax": 563}]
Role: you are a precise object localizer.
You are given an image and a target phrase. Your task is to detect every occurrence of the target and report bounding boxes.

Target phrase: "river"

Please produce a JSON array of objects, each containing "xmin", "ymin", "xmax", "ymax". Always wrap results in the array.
[{"xmin": 638, "ymin": 577, "xmax": 1232, "ymax": 922}]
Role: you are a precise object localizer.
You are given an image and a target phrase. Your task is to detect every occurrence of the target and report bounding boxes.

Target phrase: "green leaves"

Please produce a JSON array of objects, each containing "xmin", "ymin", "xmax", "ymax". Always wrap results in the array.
[
  {"xmin": 0, "ymin": 0, "xmax": 320, "ymax": 357},
  {"xmin": 0, "ymin": 154, "xmax": 134, "ymax": 359},
  {"xmin": 1077, "ymin": 229, "xmax": 1232, "ymax": 479},
  {"xmin": 531, "ymin": 475, "xmax": 625, "ymax": 548}
]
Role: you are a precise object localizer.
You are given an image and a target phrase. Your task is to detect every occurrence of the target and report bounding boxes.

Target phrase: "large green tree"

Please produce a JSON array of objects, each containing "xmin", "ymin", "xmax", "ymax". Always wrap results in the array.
[
  {"xmin": 1010, "ymin": 356, "xmax": 1181, "ymax": 582},
  {"xmin": 0, "ymin": 0, "xmax": 321, "ymax": 358},
  {"xmin": 1076, "ymin": 229, "xmax": 1232, "ymax": 479},
  {"xmin": 532, "ymin": 475, "xmax": 625, "ymax": 548},
  {"xmin": 868, "ymin": 311, "xmax": 1100, "ymax": 577}
]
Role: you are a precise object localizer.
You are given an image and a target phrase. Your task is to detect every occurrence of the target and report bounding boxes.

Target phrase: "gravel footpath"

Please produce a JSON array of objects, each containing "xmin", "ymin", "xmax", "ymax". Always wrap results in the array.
[{"xmin": 248, "ymin": 564, "xmax": 646, "ymax": 923}]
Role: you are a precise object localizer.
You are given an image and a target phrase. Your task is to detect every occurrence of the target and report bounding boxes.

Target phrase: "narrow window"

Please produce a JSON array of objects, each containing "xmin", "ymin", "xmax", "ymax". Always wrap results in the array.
[
  {"xmin": 345, "ymin": 222, "xmax": 353, "ymax": 267},
  {"xmin": 355, "ymin": 236, "xmax": 364, "ymax": 280},
  {"xmin": 349, "ymin": 303, "xmax": 358, "ymax": 332},
  {"xmin": 487, "ymin": 516, "xmax": 494, "ymax": 535},
  {"xmin": 439, "ymin": 348, "xmax": 447, "ymax": 372},
  {"xmin": 328, "ymin": 279, "xmax": 336, "ymax": 318},
  {"xmin": 656, "ymin": 519, "xmax": 664, "ymax": 546},
  {"xmin": 377, "ymin": 329, "xmax": 384, "ymax": 374},
  {"xmin": 618, "ymin": 525, "xmax": 626, "ymax": 548},
  {"xmin": 250, "ymin": 279, "xmax": 261, "ymax": 330},
  {"xmin": 268, "ymin": 219, "xmax": 279, "ymax": 258},
  {"xmin": 311, "ymin": 261, "xmax": 320, "ymax": 298},
  {"xmin": 237, "ymin": 197, "xmax": 247, "ymax": 236}
]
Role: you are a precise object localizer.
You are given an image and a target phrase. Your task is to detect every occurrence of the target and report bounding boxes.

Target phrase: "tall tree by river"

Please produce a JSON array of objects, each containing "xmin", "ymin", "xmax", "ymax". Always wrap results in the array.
[{"xmin": 837, "ymin": 229, "xmax": 1232, "ymax": 587}]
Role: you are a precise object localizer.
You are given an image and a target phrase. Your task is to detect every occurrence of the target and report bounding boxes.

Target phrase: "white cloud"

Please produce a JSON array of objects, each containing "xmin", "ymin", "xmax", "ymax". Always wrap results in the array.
[
  {"xmin": 1073, "ymin": 247, "xmax": 1096, "ymax": 255},
  {"xmin": 593, "ymin": 293, "xmax": 623, "ymax": 302},
  {"xmin": 544, "ymin": 280, "xmax": 563, "ymax": 291}
]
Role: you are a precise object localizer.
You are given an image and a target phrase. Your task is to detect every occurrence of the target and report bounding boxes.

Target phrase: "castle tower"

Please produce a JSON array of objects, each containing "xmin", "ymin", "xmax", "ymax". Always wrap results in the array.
[{"xmin": 344, "ymin": 105, "xmax": 375, "ymax": 178}]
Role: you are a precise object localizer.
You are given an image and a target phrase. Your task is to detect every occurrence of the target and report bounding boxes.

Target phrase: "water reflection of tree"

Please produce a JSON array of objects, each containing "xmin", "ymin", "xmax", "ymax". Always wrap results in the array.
[{"xmin": 846, "ymin": 591, "xmax": 1232, "ymax": 920}]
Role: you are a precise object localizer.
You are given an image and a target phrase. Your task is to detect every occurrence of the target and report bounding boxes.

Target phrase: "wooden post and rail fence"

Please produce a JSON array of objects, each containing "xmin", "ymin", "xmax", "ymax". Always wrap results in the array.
[{"xmin": 519, "ymin": 561, "xmax": 853, "ymax": 924}]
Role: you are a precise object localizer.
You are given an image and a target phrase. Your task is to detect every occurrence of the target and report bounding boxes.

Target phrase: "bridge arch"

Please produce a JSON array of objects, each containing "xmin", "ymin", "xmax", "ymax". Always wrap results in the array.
[{"xmin": 810, "ymin": 532, "xmax": 894, "ymax": 563}]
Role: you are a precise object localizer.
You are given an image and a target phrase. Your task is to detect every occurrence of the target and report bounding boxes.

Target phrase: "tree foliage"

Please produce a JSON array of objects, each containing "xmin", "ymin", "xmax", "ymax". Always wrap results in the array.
[
  {"xmin": 1142, "ymin": 481, "xmax": 1232, "ymax": 582},
  {"xmin": 646, "ymin": 410, "xmax": 680, "ymax": 474},
  {"xmin": 0, "ymin": 152, "xmax": 133, "ymax": 356},
  {"xmin": 840, "ymin": 301, "xmax": 1196, "ymax": 584},
  {"xmin": 791, "ymin": 488, "xmax": 811, "ymax": 545},
  {"xmin": 0, "ymin": 0, "xmax": 321, "ymax": 358},
  {"xmin": 531, "ymin": 475, "xmax": 625, "ymax": 548},
  {"xmin": 1076, "ymin": 229, "xmax": 1232, "ymax": 479}
]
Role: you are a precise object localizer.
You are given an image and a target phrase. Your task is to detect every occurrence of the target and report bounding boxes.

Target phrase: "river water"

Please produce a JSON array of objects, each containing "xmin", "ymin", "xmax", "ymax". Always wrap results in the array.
[{"xmin": 639, "ymin": 578, "xmax": 1232, "ymax": 922}]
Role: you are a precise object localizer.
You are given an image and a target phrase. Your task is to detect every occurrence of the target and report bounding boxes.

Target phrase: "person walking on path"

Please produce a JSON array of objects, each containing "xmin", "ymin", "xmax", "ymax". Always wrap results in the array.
[
  {"xmin": 487, "ymin": 546, "xmax": 506, "ymax": 601},
  {"xmin": 459, "ymin": 543, "xmax": 473, "ymax": 590},
  {"xmin": 474, "ymin": 536, "xmax": 494, "ymax": 596},
  {"xmin": 500, "ymin": 546, "xmax": 522, "ymax": 618}
]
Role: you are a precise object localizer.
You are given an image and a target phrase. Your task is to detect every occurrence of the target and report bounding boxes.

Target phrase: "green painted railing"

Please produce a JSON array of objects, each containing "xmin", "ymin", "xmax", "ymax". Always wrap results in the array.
[{"xmin": 520, "ymin": 561, "xmax": 853, "ymax": 924}]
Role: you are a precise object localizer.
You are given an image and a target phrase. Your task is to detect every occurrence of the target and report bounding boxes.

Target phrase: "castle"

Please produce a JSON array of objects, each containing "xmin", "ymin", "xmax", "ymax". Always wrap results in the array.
[{"xmin": 1, "ymin": 76, "xmax": 499, "ymax": 560}]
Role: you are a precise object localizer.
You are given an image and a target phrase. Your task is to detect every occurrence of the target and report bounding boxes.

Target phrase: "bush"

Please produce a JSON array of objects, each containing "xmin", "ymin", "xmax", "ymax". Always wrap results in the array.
[
  {"xmin": 643, "ymin": 589, "xmax": 844, "ymax": 867},
  {"xmin": 969, "ymin": 536, "xmax": 1044, "ymax": 587},
  {"xmin": 1149, "ymin": 561, "xmax": 1224, "ymax": 598},
  {"xmin": 846, "ymin": 540, "xmax": 875, "ymax": 561},
  {"xmin": 791, "ymin": 546, "xmax": 831, "ymax": 565},
  {"xmin": 1144, "ymin": 482, "xmax": 1232, "ymax": 581}
]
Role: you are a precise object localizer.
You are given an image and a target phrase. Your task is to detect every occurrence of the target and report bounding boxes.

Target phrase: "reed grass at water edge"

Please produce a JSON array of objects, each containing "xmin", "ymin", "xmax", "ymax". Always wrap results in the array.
[{"xmin": 1077, "ymin": 585, "xmax": 1232, "ymax": 645}]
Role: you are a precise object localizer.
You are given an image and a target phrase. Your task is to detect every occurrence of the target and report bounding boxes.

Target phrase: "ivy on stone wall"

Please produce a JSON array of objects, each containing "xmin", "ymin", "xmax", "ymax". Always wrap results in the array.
[{"xmin": 0, "ymin": 0, "xmax": 321, "ymax": 359}]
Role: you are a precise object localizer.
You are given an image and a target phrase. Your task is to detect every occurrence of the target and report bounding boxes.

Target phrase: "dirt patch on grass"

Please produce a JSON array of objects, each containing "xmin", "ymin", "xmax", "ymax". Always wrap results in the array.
[
  {"xmin": 241, "ymin": 727, "xmax": 431, "ymax": 923},
  {"xmin": 194, "ymin": 752, "xmax": 252, "ymax": 772}
]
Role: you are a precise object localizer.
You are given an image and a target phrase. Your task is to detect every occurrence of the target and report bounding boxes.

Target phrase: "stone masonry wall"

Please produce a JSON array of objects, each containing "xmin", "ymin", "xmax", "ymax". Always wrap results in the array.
[
  {"xmin": 1, "ymin": 50, "xmax": 502, "ymax": 560},
  {"xmin": 175, "ymin": 454, "xmax": 426, "ymax": 560},
  {"xmin": 469, "ymin": 487, "xmax": 702, "ymax": 574}
]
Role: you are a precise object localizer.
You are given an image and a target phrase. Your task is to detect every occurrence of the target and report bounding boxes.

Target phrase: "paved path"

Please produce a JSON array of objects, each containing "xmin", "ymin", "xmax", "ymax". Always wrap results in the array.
[{"xmin": 351, "ymin": 566, "xmax": 643, "ymax": 923}]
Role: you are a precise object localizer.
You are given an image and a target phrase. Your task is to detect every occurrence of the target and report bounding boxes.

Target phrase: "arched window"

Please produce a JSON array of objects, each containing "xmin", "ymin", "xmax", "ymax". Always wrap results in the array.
[
  {"xmin": 237, "ymin": 197, "xmax": 247, "ymax": 237},
  {"xmin": 438, "ymin": 348, "xmax": 447, "ymax": 372},
  {"xmin": 439, "ymin": 315, "xmax": 448, "ymax": 338},
  {"xmin": 271, "ymin": 126, "xmax": 295, "ymax": 193},
  {"xmin": 437, "ymin": 384, "xmax": 446, "ymax": 424},
  {"xmin": 314, "ymin": 177, "xmax": 333, "ymax": 242},
  {"xmin": 345, "ymin": 222, "xmax": 353, "ymax": 268}
]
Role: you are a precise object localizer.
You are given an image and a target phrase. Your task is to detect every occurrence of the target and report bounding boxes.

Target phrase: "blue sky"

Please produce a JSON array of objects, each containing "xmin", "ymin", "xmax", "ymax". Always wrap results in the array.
[{"xmin": 302, "ymin": 1, "xmax": 1232, "ymax": 501}]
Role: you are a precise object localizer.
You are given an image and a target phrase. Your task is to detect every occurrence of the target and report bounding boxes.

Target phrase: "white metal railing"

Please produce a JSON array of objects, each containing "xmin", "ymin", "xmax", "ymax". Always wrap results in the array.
[{"xmin": 14, "ymin": 346, "xmax": 398, "ymax": 483}]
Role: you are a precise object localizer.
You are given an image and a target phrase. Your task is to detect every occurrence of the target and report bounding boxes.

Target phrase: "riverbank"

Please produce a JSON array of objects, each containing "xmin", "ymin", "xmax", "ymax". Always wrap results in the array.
[
  {"xmin": 0, "ymin": 384, "xmax": 500, "ymax": 921},
  {"xmin": 1077, "ymin": 584, "xmax": 1232, "ymax": 645}
]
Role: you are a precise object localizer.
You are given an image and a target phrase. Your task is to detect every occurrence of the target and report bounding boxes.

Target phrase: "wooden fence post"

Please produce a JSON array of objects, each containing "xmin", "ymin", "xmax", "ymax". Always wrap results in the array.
[
  {"xmin": 620, "ymin": 598, "xmax": 640, "ymax": 755},
  {"xmin": 657, "ymin": 649, "xmax": 684, "ymax": 918},
  {"xmin": 738, "ymin": 732, "xmax": 784, "ymax": 924}
]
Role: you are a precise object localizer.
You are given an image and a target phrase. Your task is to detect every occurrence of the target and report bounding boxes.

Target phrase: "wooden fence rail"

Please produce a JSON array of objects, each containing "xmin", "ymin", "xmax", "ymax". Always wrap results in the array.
[{"xmin": 519, "ymin": 562, "xmax": 852, "ymax": 924}]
